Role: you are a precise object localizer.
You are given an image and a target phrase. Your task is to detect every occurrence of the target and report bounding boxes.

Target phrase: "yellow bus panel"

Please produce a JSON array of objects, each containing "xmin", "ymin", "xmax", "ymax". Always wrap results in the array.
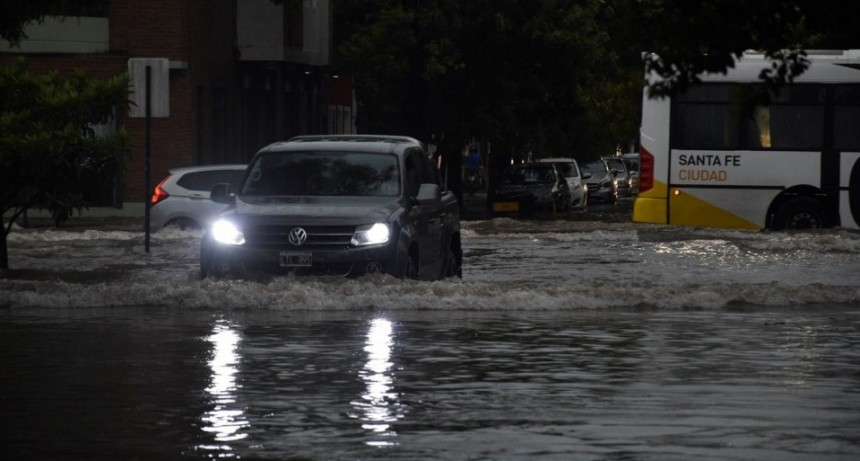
[
  {"xmin": 632, "ymin": 196, "xmax": 667, "ymax": 224},
  {"xmin": 669, "ymin": 189, "xmax": 760, "ymax": 229},
  {"xmin": 632, "ymin": 179, "xmax": 669, "ymax": 224}
]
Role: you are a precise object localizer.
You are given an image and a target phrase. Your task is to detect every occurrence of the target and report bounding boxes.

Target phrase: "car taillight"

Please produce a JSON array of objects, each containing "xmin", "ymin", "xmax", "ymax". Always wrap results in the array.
[
  {"xmin": 151, "ymin": 177, "xmax": 170, "ymax": 205},
  {"xmin": 639, "ymin": 148, "xmax": 654, "ymax": 193}
]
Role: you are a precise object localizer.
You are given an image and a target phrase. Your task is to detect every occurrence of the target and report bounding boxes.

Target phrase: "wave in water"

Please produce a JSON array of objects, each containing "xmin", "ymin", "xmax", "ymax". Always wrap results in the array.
[{"xmin": 2, "ymin": 277, "xmax": 859, "ymax": 310}]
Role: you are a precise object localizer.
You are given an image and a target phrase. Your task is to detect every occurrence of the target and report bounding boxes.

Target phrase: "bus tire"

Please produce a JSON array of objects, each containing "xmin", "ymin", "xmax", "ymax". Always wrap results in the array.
[{"xmin": 771, "ymin": 197, "xmax": 828, "ymax": 230}]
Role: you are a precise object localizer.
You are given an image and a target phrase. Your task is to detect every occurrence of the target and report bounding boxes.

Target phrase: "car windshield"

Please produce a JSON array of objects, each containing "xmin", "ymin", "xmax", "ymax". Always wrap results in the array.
[
  {"xmin": 553, "ymin": 162, "xmax": 578, "ymax": 178},
  {"xmin": 502, "ymin": 165, "xmax": 556, "ymax": 185},
  {"xmin": 241, "ymin": 151, "xmax": 400, "ymax": 197},
  {"xmin": 606, "ymin": 158, "xmax": 627, "ymax": 173},
  {"xmin": 581, "ymin": 160, "xmax": 607, "ymax": 174},
  {"xmin": 624, "ymin": 159, "xmax": 640, "ymax": 172}
]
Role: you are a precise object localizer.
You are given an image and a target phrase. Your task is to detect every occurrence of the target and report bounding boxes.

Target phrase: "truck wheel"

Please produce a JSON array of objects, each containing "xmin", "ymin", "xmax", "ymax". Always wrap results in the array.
[
  {"xmin": 444, "ymin": 245, "xmax": 462, "ymax": 279},
  {"xmin": 403, "ymin": 253, "xmax": 418, "ymax": 279},
  {"xmin": 391, "ymin": 245, "xmax": 419, "ymax": 280},
  {"xmin": 772, "ymin": 197, "xmax": 827, "ymax": 230},
  {"xmin": 200, "ymin": 239, "xmax": 234, "ymax": 279},
  {"xmin": 201, "ymin": 255, "xmax": 231, "ymax": 279}
]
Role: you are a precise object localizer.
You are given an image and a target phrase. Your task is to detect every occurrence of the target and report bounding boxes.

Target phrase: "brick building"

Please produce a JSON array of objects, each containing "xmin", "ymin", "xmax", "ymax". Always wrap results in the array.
[{"xmin": 1, "ymin": 0, "xmax": 354, "ymax": 214}]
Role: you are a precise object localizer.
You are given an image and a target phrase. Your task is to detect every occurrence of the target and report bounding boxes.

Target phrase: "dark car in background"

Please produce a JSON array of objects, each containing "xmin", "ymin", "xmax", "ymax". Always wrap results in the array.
[
  {"xmin": 603, "ymin": 156, "xmax": 633, "ymax": 197},
  {"xmin": 582, "ymin": 159, "xmax": 618, "ymax": 204},
  {"xmin": 490, "ymin": 163, "xmax": 571, "ymax": 217}
]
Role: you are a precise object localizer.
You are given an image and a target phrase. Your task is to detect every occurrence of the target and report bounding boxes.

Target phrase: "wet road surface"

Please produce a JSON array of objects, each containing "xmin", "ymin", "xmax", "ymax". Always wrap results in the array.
[
  {"xmin": 2, "ymin": 307, "xmax": 859, "ymax": 460},
  {"xmin": 2, "ymin": 199, "xmax": 860, "ymax": 459}
]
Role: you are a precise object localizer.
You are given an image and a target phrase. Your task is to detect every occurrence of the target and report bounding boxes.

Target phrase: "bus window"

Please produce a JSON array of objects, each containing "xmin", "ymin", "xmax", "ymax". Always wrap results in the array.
[
  {"xmin": 745, "ymin": 104, "xmax": 824, "ymax": 150},
  {"xmin": 672, "ymin": 104, "xmax": 740, "ymax": 149},
  {"xmin": 835, "ymin": 85, "xmax": 860, "ymax": 151},
  {"xmin": 746, "ymin": 85, "xmax": 825, "ymax": 150},
  {"xmin": 672, "ymin": 84, "xmax": 742, "ymax": 150},
  {"xmin": 753, "ymin": 106, "xmax": 772, "ymax": 148}
]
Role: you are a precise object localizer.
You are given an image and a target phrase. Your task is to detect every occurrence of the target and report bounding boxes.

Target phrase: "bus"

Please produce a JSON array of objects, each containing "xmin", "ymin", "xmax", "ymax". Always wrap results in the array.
[{"xmin": 632, "ymin": 50, "xmax": 860, "ymax": 230}]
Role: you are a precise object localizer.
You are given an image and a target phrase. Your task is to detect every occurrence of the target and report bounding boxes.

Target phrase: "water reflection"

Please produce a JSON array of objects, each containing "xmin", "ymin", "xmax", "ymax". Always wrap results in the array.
[
  {"xmin": 198, "ymin": 320, "xmax": 249, "ymax": 456},
  {"xmin": 351, "ymin": 318, "xmax": 403, "ymax": 447}
]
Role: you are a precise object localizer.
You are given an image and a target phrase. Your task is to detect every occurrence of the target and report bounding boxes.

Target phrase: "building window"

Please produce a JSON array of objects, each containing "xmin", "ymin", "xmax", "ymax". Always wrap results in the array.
[{"xmin": 284, "ymin": 0, "xmax": 303, "ymax": 48}]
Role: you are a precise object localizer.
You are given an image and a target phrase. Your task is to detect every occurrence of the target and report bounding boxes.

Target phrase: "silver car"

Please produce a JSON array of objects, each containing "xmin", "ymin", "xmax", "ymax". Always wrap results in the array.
[
  {"xmin": 622, "ymin": 152, "xmax": 641, "ymax": 195},
  {"xmin": 149, "ymin": 164, "xmax": 247, "ymax": 232},
  {"xmin": 603, "ymin": 156, "xmax": 633, "ymax": 197},
  {"xmin": 582, "ymin": 158, "xmax": 618, "ymax": 204},
  {"xmin": 538, "ymin": 157, "xmax": 589, "ymax": 210}
]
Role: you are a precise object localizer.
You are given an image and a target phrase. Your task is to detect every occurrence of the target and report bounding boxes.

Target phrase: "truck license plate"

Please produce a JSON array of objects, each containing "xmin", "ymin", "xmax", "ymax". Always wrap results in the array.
[{"xmin": 280, "ymin": 252, "xmax": 312, "ymax": 267}]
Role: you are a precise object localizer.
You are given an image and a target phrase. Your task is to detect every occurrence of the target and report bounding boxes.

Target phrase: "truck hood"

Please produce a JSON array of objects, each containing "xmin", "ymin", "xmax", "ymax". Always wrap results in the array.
[{"xmin": 224, "ymin": 195, "xmax": 401, "ymax": 225}]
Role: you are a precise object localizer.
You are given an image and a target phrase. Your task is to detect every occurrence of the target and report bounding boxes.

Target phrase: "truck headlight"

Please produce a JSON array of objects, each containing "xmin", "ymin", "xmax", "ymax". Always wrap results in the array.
[
  {"xmin": 351, "ymin": 223, "xmax": 389, "ymax": 246},
  {"xmin": 212, "ymin": 219, "xmax": 245, "ymax": 245}
]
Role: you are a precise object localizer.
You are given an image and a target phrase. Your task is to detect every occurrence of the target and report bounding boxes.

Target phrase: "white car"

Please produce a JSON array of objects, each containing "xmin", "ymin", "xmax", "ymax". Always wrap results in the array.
[
  {"xmin": 603, "ymin": 156, "xmax": 633, "ymax": 197},
  {"xmin": 149, "ymin": 164, "xmax": 247, "ymax": 232},
  {"xmin": 537, "ymin": 158, "xmax": 589, "ymax": 210}
]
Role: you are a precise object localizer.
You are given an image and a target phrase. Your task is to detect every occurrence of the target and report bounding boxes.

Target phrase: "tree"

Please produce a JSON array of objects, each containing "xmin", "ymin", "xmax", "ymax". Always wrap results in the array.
[
  {"xmin": 0, "ymin": 58, "xmax": 129, "ymax": 270},
  {"xmin": 618, "ymin": 0, "xmax": 860, "ymax": 97},
  {"xmin": 333, "ymin": 0, "xmax": 860, "ymax": 173},
  {"xmin": 334, "ymin": 0, "xmax": 627, "ymax": 206}
]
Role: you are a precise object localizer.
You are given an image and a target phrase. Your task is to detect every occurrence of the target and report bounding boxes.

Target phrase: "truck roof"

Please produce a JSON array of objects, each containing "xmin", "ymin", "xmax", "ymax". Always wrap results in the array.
[{"xmin": 259, "ymin": 135, "xmax": 424, "ymax": 156}]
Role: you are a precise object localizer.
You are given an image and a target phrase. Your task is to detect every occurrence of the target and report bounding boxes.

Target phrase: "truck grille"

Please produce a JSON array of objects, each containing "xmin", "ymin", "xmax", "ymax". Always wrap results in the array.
[{"xmin": 243, "ymin": 225, "xmax": 355, "ymax": 250}]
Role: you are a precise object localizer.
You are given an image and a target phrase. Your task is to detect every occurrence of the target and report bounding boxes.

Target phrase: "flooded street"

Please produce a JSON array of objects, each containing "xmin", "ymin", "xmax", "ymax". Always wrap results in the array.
[
  {"xmin": 3, "ymin": 308, "xmax": 859, "ymax": 460},
  {"xmin": 2, "ymin": 201, "xmax": 860, "ymax": 459}
]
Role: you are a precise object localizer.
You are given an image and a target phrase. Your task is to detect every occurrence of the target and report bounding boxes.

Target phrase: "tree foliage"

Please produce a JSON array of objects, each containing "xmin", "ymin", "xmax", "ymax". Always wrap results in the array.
[
  {"xmin": 334, "ymin": 0, "xmax": 633, "ymax": 173},
  {"xmin": 333, "ymin": 0, "xmax": 860, "ymax": 161},
  {"xmin": 0, "ymin": 58, "xmax": 129, "ymax": 269},
  {"xmin": 619, "ymin": 0, "xmax": 860, "ymax": 97}
]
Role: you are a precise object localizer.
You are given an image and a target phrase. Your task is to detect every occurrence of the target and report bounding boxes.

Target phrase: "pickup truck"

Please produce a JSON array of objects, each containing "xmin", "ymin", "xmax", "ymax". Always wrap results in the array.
[{"xmin": 200, "ymin": 135, "xmax": 462, "ymax": 280}]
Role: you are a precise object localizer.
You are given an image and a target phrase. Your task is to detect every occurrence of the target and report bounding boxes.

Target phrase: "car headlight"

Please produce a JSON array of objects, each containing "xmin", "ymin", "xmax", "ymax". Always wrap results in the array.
[
  {"xmin": 211, "ymin": 219, "xmax": 245, "ymax": 245},
  {"xmin": 351, "ymin": 223, "xmax": 390, "ymax": 246}
]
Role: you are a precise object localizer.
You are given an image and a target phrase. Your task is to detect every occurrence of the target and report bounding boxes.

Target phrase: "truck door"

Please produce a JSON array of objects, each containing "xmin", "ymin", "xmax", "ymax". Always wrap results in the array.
[{"xmin": 405, "ymin": 150, "xmax": 443, "ymax": 277}]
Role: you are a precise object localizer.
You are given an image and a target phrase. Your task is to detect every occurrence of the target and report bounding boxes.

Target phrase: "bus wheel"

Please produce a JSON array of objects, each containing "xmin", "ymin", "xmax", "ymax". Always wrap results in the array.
[{"xmin": 772, "ymin": 197, "xmax": 827, "ymax": 230}]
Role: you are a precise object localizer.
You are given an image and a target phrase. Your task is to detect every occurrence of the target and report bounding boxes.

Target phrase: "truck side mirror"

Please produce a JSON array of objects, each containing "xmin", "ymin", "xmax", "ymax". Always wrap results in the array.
[{"xmin": 415, "ymin": 183, "xmax": 442, "ymax": 208}]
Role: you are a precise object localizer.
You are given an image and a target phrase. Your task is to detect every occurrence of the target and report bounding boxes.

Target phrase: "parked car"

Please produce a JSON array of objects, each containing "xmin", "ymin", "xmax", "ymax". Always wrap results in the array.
[
  {"xmin": 150, "ymin": 164, "xmax": 247, "ymax": 232},
  {"xmin": 603, "ymin": 156, "xmax": 633, "ymax": 197},
  {"xmin": 537, "ymin": 158, "xmax": 589, "ymax": 210},
  {"xmin": 622, "ymin": 152, "xmax": 641, "ymax": 195},
  {"xmin": 581, "ymin": 159, "xmax": 618, "ymax": 204},
  {"xmin": 490, "ymin": 163, "xmax": 572, "ymax": 217},
  {"xmin": 200, "ymin": 135, "xmax": 462, "ymax": 280}
]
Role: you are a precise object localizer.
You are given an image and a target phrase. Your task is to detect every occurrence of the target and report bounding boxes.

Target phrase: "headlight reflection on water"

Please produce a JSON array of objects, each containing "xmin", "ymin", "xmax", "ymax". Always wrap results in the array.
[
  {"xmin": 198, "ymin": 320, "xmax": 249, "ymax": 456},
  {"xmin": 351, "ymin": 318, "xmax": 404, "ymax": 447}
]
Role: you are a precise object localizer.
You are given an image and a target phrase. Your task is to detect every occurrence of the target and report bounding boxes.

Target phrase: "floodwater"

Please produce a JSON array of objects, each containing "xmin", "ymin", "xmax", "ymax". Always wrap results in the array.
[{"xmin": 2, "ymin": 202, "xmax": 860, "ymax": 460}]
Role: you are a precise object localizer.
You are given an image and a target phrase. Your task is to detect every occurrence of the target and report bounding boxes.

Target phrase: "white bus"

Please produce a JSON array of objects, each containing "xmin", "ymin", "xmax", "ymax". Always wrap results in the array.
[{"xmin": 633, "ymin": 50, "xmax": 860, "ymax": 230}]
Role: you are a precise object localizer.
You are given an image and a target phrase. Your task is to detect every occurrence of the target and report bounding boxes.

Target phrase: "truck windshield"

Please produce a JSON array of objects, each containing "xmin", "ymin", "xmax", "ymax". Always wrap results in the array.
[{"xmin": 241, "ymin": 151, "xmax": 401, "ymax": 197}]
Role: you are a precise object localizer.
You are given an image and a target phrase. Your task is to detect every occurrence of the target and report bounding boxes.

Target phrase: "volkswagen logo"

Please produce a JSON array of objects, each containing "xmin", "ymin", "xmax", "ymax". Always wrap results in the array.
[{"xmin": 288, "ymin": 227, "xmax": 308, "ymax": 246}]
